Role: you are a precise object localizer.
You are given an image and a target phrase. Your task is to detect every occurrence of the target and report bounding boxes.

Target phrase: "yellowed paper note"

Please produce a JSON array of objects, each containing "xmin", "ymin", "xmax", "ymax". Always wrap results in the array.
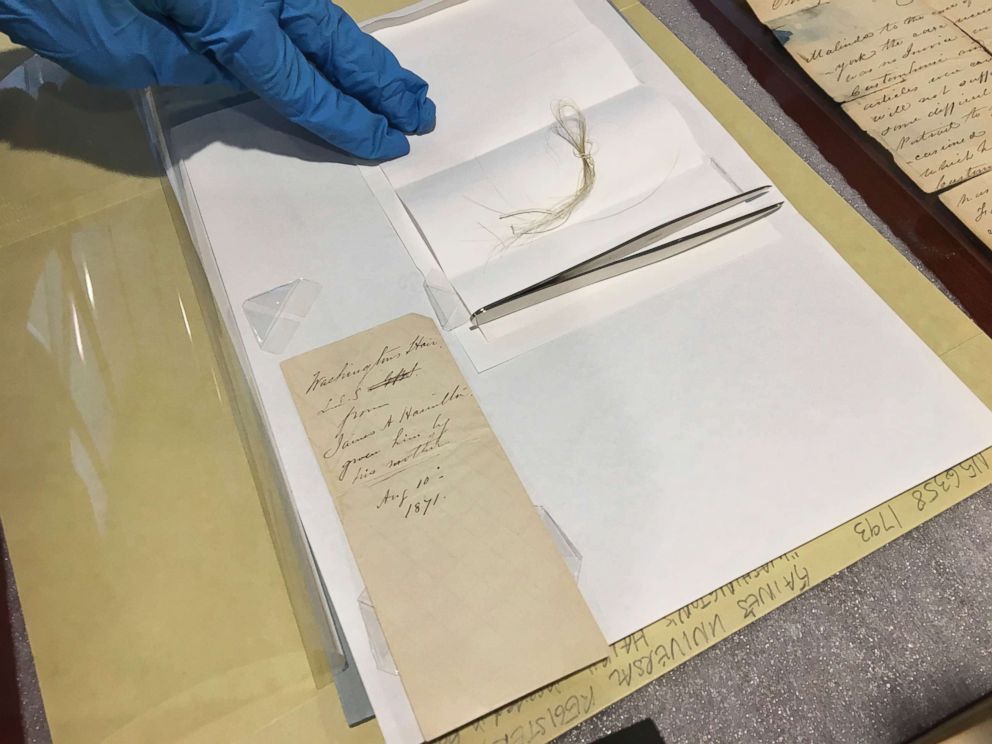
[
  {"xmin": 843, "ymin": 55, "xmax": 992, "ymax": 191},
  {"xmin": 281, "ymin": 314, "xmax": 606, "ymax": 741},
  {"xmin": 941, "ymin": 171, "xmax": 992, "ymax": 247},
  {"xmin": 770, "ymin": 0, "xmax": 986, "ymax": 102}
]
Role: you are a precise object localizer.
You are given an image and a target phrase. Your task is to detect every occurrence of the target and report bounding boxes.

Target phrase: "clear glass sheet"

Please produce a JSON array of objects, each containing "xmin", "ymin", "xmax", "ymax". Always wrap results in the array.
[{"xmin": 0, "ymin": 52, "xmax": 353, "ymax": 744}]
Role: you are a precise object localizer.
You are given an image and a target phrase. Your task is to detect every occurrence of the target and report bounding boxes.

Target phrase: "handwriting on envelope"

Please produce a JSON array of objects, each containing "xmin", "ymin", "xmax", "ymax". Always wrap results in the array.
[
  {"xmin": 942, "ymin": 170, "xmax": 992, "ymax": 247},
  {"xmin": 281, "ymin": 314, "xmax": 606, "ymax": 741}
]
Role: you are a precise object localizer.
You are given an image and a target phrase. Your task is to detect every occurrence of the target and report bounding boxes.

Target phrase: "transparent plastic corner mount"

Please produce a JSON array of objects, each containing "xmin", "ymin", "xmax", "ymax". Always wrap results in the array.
[
  {"xmin": 423, "ymin": 269, "xmax": 470, "ymax": 331},
  {"xmin": 358, "ymin": 588, "xmax": 398, "ymax": 675},
  {"xmin": 242, "ymin": 278, "xmax": 320, "ymax": 354},
  {"xmin": 536, "ymin": 506, "xmax": 582, "ymax": 580},
  {"xmin": 357, "ymin": 506, "xmax": 582, "ymax": 675}
]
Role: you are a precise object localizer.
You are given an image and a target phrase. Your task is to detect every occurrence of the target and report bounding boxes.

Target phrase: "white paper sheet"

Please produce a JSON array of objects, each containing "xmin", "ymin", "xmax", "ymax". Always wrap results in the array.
[{"xmin": 166, "ymin": 0, "xmax": 992, "ymax": 742}]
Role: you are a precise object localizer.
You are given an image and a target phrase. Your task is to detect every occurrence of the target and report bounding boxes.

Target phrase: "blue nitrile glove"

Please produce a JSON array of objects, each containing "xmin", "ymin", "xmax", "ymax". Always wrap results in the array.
[{"xmin": 0, "ymin": 0, "xmax": 435, "ymax": 159}]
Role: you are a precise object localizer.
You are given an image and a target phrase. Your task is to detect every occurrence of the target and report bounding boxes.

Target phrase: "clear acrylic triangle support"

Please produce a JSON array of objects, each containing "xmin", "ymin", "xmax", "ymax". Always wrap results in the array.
[
  {"xmin": 423, "ymin": 269, "xmax": 470, "ymax": 331},
  {"xmin": 242, "ymin": 278, "xmax": 321, "ymax": 354}
]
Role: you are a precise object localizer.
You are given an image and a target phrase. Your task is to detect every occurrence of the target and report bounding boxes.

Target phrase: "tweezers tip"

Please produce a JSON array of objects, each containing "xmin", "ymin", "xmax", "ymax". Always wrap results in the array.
[{"xmin": 742, "ymin": 184, "xmax": 773, "ymax": 202}]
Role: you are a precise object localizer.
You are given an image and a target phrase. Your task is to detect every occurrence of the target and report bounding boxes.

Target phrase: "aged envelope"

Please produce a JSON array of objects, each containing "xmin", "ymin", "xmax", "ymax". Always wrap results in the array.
[
  {"xmin": 281, "ymin": 314, "xmax": 607, "ymax": 740},
  {"xmin": 843, "ymin": 54, "xmax": 992, "ymax": 192},
  {"xmin": 768, "ymin": 0, "xmax": 986, "ymax": 102},
  {"xmin": 941, "ymin": 171, "xmax": 992, "ymax": 247}
]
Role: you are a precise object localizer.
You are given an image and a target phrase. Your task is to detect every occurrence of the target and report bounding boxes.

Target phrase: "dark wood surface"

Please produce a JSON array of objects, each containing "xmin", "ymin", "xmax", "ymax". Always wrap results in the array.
[{"xmin": 686, "ymin": 0, "xmax": 992, "ymax": 338}]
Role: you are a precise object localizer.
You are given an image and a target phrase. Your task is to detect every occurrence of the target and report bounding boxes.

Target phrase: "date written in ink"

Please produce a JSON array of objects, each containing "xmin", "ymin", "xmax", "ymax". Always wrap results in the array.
[{"xmin": 376, "ymin": 466, "xmax": 446, "ymax": 519}]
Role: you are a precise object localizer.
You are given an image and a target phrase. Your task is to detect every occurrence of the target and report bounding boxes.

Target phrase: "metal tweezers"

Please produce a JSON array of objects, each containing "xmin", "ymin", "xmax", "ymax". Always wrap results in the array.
[{"xmin": 469, "ymin": 185, "xmax": 783, "ymax": 328}]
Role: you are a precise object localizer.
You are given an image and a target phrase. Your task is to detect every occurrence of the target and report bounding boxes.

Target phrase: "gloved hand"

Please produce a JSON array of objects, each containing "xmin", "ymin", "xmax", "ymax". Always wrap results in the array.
[{"xmin": 0, "ymin": 0, "xmax": 435, "ymax": 159}]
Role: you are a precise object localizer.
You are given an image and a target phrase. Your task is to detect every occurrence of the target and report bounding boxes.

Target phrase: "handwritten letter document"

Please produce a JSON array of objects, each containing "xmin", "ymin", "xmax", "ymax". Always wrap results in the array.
[
  {"xmin": 943, "ymin": 171, "xmax": 992, "ymax": 248},
  {"xmin": 746, "ymin": 0, "xmax": 992, "ymax": 241},
  {"xmin": 282, "ymin": 315, "xmax": 606, "ymax": 739}
]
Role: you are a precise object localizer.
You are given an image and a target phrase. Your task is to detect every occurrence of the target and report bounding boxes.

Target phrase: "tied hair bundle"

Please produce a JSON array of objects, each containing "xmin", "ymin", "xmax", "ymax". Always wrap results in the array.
[{"xmin": 499, "ymin": 100, "xmax": 596, "ymax": 239}]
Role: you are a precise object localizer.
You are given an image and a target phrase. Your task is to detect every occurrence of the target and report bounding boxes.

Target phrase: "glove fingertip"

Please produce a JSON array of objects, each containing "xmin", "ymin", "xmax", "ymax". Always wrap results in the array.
[
  {"xmin": 414, "ymin": 97, "xmax": 437, "ymax": 136},
  {"xmin": 367, "ymin": 129, "xmax": 411, "ymax": 161}
]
